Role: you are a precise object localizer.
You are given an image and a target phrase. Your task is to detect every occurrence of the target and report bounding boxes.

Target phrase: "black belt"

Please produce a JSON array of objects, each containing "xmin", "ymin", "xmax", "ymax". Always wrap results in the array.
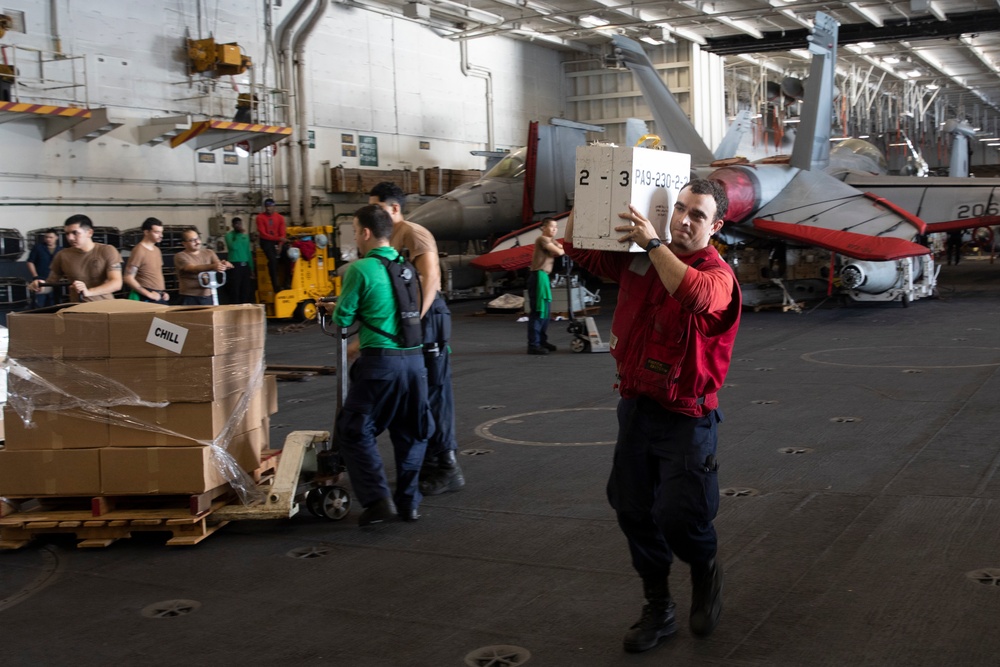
[
  {"xmin": 361, "ymin": 347, "xmax": 423, "ymax": 357},
  {"xmin": 232, "ymin": 261, "xmax": 250, "ymax": 266}
]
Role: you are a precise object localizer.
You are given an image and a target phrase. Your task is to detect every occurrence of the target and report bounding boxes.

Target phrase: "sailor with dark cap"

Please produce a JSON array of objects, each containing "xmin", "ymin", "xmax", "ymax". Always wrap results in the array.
[{"xmin": 255, "ymin": 197, "xmax": 286, "ymax": 293}]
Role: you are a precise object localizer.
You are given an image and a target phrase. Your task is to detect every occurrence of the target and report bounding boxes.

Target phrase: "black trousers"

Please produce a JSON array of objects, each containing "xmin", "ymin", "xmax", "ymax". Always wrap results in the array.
[
  {"xmin": 260, "ymin": 240, "xmax": 282, "ymax": 291},
  {"xmin": 225, "ymin": 262, "xmax": 254, "ymax": 303},
  {"xmin": 607, "ymin": 396, "xmax": 722, "ymax": 578}
]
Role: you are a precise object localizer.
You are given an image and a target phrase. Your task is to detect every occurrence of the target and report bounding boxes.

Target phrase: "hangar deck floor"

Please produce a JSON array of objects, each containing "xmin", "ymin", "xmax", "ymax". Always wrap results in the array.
[{"xmin": 1, "ymin": 259, "xmax": 999, "ymax": 666}]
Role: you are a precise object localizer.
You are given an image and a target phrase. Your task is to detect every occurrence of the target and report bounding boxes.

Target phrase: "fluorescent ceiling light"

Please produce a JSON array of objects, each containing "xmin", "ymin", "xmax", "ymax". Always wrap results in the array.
[
  {"xmin": 640, "ymin": 36, "xmax": 665, "ymax": 45},
  {"xmin": 989, "ymin": 143, "xmax": 1000, "ymax": 147},
  {"xmin": 579, "ymin": 15, "xmax": 609, "ymax": 27},
  {"xmin": 790, "ymin": 49, "xmax": 811, "ymax": 60},
  {"xmin": 847, "ymin": 2, "xmax": 883, "ymax": 27},
  {"xmin": 672, "ymin": 26, "xmax": 706, "ymax": 45},
  {"xmin": 926, "ymin": 83, "xmax": 939, "ymax": 90},
  {"xmin": 883, "ymin": 56, "xmax": 900, "ymax": 64},
  {"xmin": 716, "ymin": 16, "xmax": 763, "ymax": 39},
  {"xmin": 857, "ymin": 42, "xmax": 876, "ymax": 49}
]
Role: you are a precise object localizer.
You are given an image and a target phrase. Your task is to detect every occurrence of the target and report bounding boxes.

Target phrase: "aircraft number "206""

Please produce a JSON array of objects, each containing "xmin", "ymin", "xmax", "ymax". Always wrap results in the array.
[{"xmin": 955, "ymin": 202, "xmax": 999, "ymax": 218}]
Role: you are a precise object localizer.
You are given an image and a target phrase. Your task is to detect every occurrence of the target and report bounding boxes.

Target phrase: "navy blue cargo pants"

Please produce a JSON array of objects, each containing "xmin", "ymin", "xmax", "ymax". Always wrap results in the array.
[
  {"xmin": 607, "ymin": 396, "xmax": 722, "ymax": 579},
  {"xmin": 335, "ymin": 349, "xmax": 432, "ymax": 511},
  {"xmin": 422, "ymin": 293, "xmax": 457, "ymax": 459}
]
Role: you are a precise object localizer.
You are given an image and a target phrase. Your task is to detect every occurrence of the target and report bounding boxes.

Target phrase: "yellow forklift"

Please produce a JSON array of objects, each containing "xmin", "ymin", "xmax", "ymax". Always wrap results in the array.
[{"xmin": 255, "ymin": 225, "xmax": 340, "ymax": 320}]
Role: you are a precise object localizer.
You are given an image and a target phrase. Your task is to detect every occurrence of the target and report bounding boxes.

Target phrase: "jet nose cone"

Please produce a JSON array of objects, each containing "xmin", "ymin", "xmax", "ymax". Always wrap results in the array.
[{"xmin": 409, "ymin": 198, "xmax": 465, "ymax": 239}]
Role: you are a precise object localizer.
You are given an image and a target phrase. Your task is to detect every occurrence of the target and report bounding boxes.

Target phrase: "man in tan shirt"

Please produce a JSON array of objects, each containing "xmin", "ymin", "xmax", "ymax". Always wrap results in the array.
[
  {"xmin": 369, "ymin": 182, "xmax": 465, "ymax": 497},
  {"xmin": 29, "ymin": 214, "xmax": 122, "ymax": 302},
  {"xmin": 124, "ymin": 217, "xmax": 170, "ymax": 303},
  {"xmin": 174, "ymin": 228, "xmax": 232, "ymax": 305}
]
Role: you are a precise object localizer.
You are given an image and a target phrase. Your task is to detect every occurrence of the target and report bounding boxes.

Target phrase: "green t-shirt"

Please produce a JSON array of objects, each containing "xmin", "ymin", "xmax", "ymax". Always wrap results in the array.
[
  {"xmin": 334, "ymin": 245, "xmax": 418, "ymax": 350},
  {"xmin": 224, "ymin": 230, "xmax": 252, "ymax": 263}
]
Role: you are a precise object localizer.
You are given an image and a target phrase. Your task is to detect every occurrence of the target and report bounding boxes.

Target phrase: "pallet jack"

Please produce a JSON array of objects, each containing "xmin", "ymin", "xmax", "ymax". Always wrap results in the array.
[
  {"xmin": 562, "ymin": 259, "xmax": 610, "ymax": 354},
  {"xmin": 213, "ymin": 298, "xmax": 352, "ymax": 522}
]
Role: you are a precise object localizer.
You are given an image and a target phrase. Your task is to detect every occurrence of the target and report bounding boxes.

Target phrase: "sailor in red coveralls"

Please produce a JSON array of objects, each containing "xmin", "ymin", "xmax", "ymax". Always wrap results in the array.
[
  {"xmin": 564, "ymin": 178, "xmax": 741, "ymax": 653},
  {"xmin": 255, "ymin": 198, "xmax": 286, "ymax": 292}
]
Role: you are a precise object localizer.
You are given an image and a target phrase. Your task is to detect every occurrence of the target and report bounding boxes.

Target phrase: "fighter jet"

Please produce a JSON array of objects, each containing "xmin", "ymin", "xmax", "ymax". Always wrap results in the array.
[
  {"xmin": 407, "ymin": 118, "xmax": 604, "ymax": 243},
  {"xmin": 475, "ymin": 13, "xmax": 999, "ymax": 305},
  {"xmin": 408, "ymin": 110, "xmax": 750, "ymax": 246}
]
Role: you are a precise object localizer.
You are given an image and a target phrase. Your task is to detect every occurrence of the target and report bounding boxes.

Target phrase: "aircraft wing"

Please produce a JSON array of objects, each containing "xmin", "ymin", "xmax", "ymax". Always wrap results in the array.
[
  {"xmin": 844, "ymin": 174, "xmax": 1000, "ymax": 228},
  {"xmin": 738, "ymin": 169, "xmax": 930, "ymax": 261},
  {"xmin": 469, "ymin": 245, "xmax": 534, "ymax": 272},
  {"xmin": 752, "ymin": 220, "xmax": 930, "ymax": 261},
  {"xmin": 923, "ymin": 216, "xmax": 1000, "ymax": 234}
]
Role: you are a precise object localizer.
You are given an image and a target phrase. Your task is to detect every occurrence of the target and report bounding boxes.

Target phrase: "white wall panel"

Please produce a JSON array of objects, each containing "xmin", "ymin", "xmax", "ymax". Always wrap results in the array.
[{"xmin": 0, "ymin": 0, "xmax": 563, "ymax": 238}]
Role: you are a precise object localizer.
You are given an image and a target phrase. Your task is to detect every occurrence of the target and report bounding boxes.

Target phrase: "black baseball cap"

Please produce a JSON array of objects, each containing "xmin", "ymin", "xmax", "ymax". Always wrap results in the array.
[{"xmin": 264, "ymin": 198, "xmax": 275, "ymax": 205}]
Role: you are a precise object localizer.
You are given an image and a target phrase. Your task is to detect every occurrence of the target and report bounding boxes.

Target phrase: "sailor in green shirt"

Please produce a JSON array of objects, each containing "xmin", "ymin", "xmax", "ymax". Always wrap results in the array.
[
  {"xmin": 224, "ymin": 217, "xmax": 254, "ymax": 303},
  {"xmin": 333, "ymin": 204, "xmax": 431, "ymax": 526}
]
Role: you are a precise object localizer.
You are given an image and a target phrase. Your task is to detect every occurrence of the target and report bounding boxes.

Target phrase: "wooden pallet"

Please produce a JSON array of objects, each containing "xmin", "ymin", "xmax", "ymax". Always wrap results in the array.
[
  {"xmin": 0, "ymin": 498, "xmax": 230, "ymax": 549},
  {"xmin": 0, "ymin": 451, "xmax": 284, "ymax": 550}
]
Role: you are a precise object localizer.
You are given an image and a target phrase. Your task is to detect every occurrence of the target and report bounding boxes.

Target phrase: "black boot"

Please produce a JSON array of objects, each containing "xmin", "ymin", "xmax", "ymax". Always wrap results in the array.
[
  {"xmin": 419, "ymin": 452, "xmax": 441, "ymax": 481},
  {"xmin": 622, "ymin": 576, "xmax": 677, "ymax": 653},
  {"xmin": 689, "ymin": 559, "xmax": 724, "ymax": 636},
  {"xmin": 419, "ymin": 450, "xmax": 466, "ymax": 495},
  {"xmin": 358, "ymin": 497, "xmax": 397, "ymax": 527}
]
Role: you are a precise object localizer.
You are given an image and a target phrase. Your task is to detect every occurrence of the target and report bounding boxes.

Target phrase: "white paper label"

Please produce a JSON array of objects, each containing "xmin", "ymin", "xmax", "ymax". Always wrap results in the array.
[{"xmin": 145, "ymin": 317, "xmax": 188, "ymax": 354}]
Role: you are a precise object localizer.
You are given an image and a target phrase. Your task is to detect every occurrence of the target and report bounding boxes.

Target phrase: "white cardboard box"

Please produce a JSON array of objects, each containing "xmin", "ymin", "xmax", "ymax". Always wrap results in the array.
[{"xmin": 572, "ymin": 145, "xmax": 691, "ymax": 252}]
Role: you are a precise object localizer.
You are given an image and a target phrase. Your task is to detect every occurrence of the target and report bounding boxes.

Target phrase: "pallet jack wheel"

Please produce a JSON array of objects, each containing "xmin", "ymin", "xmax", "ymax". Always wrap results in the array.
[
  {"xmin": 569, "ymin": 337, "xmax": 589, "ymax": 353},
  {"xmin": 307, "ymin": 486, "xmax": 352, "ymax": 520}
]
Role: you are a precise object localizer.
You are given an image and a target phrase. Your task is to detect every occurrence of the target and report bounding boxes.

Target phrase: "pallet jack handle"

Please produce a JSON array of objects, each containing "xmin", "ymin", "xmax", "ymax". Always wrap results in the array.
[
  {"xmin": 317, "ymin": 296, "xmax": 351, "ymax": 443},
  {"xmin": 197, "ymin": 271, "xmax": 227, "ymax": 306}
]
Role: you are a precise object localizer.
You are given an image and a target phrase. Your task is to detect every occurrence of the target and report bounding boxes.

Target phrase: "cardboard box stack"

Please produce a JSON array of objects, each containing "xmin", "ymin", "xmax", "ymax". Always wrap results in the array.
[{"xmin": 0, "ymin": 301, "xmax": 276, "ymax": 497}]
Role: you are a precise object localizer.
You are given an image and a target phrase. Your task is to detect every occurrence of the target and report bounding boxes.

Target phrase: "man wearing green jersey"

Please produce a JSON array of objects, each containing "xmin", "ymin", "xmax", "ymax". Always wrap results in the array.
[{"xmin": 333, "ymin": 204, "xmax": 432, "ymax": 526}]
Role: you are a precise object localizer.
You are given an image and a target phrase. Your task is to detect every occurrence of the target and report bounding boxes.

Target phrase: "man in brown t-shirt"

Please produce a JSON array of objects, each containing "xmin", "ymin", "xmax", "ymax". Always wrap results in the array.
[
  {"xmin": 370, "ymin": 181, "xmax": 465, "ymax": 498},
  {"xmin": 29, "ymin": 214, "xmax": 123, "ymax": 302},
  {"xmin": 124, "ymin": 217, "xmax": 170, "ymax": 303},
  {"xmin": 174, "ymin": 228, "xmax": 232, "ymax": 305}
]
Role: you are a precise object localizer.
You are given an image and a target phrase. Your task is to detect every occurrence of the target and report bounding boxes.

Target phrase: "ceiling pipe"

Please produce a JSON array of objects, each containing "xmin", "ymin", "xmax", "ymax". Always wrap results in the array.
[
  {"xmin": 276, "ymin": 0, "xmax": 316, "ymax": 222},
  {"xmin": 292, "ymin": 0, "xmax": 329, "ymax": 224},
  {"xmin": 460, "ymin": 40, "xmax": 495, "ymax": 151}
]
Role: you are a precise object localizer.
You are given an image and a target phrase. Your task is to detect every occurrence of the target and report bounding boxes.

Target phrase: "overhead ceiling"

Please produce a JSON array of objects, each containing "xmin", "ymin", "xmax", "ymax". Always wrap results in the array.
[{"xmin": 343, "ymin": 0, "xmax": 1000, "ymax": 124}]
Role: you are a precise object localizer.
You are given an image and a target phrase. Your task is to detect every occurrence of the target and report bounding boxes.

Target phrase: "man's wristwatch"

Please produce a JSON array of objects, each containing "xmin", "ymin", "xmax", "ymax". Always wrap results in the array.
[{"xmin": 644, "ymin": 238, "xmax": 662, "ymax": 253}]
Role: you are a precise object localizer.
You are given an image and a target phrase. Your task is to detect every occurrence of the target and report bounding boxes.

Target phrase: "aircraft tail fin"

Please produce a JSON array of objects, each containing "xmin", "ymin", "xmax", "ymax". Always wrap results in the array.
[
  {"xmin": 624, "ymin": 118, "xmax": 650, "ymax": 149},
  {"xmin": 790, "ymin": 12, "xmax": 838, "ymax": 172},
  {"xmin": 714, "ymin": 109, "xmax": 752, "ymax": 160},
  {"xmin": 610, "ymin": 35, "xmax": 715, "ymax": 164},
  {"xmin": 945, "ymin": 119, "xmax": 975, "ymax": 178}
]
